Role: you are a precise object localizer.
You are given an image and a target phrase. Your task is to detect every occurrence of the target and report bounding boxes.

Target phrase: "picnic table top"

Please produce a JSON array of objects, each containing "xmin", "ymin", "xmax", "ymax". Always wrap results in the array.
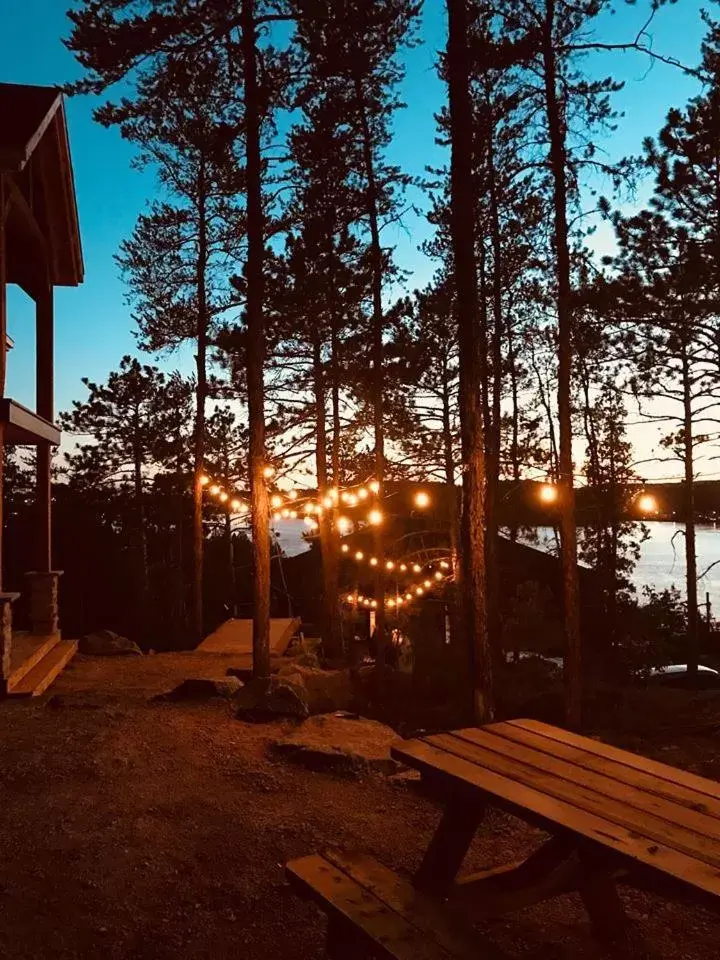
[{"xmin": 391, "ymin": 719, "xmax": 720, "ymax": 899}]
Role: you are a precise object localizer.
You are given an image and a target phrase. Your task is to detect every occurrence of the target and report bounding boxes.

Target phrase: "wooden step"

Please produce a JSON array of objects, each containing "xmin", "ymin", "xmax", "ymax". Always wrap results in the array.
[
  {"xmin": 8, "ymin": 633, "xmax": 60, "ymax": 690},
  {"xmin": 7, "ymin": 640, "xmax": 78, "ymax": 697}
]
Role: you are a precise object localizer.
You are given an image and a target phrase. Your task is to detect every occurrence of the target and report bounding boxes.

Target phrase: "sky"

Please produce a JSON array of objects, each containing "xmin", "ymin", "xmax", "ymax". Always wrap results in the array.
[{"xmin": 0, "ymin": 0, "xmax": 713, "ymax": 479}]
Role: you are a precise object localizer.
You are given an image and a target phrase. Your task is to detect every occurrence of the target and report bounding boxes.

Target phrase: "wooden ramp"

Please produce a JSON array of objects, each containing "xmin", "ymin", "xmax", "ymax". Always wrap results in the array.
[
  {"xmin": 196, "ymin": 618, "xmax": 300, "ymax": 656},
  {"xmin": 6, "ymin": 633, "xmax": 78, "ymax": 697}
]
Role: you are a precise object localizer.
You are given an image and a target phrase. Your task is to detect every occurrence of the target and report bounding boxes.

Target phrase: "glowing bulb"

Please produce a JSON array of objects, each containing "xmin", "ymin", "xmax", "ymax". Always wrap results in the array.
[
  {"xmin": 637, "ymin": 493, "xmax": 658, "ymax": 514},
  {"xmin": 341, "ymin": 544, "xmax": 350, "ymax": 553},
  {"xmin": 323, "ymin": 496, "xmax": 333, "ymax": 509},
  {"xmin": 355, "ymin": 552, "xmax": 364, "ymax": 561},
  {"xmin": 263, "ymin": 465, "xmax": 275, "ymax": 479},
  {"xmin": 303, "ymin": 503, "xmax": 314, "ymax": 514},
  {"xmin": 435, "ymin": 571, "xmax": 443, "ymax": 581},
  {"xmin": 289, "ymin": 490, "xmax": 298, "ymax": 501},
  {"xmin": 416, "ymin": 587, "xmax": 424, "ymax": 596},
  {"xmin": 539, "ymin": 483, "xmax": 558, "ymax": 504},
  {"xmin": 347, "ymin": 594, "xmax": 355, "ymax": 603},
  {"xmin": 281, "ymin": 509, "xmax": 290, "ymax": 519},
  {"xmin": 400, "ymin": 564, "xmax": 407, "ymax": 572},
  {"xmin": 413, "ymin": 564, "xmax": 421, "ymax": 574},
  {"xmin": 290, "ymin": 510, "xmax": 298, "ymax": 519},
  {"xmin": 396, "ymin": 598, "xmax": 404, "ymax": 607},
  {"xmin": 424, "ymin": 580, "xmax": 432, "ymax": 589},
  {"xmin": 364, "ymin": 599, "xmax": 371, "ymax": 608},
  {"xmin": 387, "ymin": 599, "xmax": 395, "ymax": 608},
  {"xmin": 414, "ymin": 491, "xmax": 430, "ymax": 509},
  {"xmin": 368, "ymin": 509, "xmax": 383, "ymax": 526},
  {"xmin": 348, "ymin": 494, "xmax": 358, "ymax": 507},
  {"xmin": 271, "ymin": 494, "xmax": 283, "ymax": 509},
  {"xmin": 405, "ymin": 593, "xmax": 412, "ymax": 601},
  {"xmin": 386, "ymin": 561, "xmax": 395, "ymax": 571},
  {"xmin": 370, "ymin": 557, "xmax": 378, "ymax": 567},
  {"xmin": 200, "ymin": 475, "xmax": 210, "ymax": 486},
  {"xmin": 358, "ymin": 488, "xmax": 368, "ymax": 500},
  {"xmin": 231, "ymin": 499, "xmax": 241, "ymax": 511},
  {"xmin": 371, "ymin": 600, "xmax": 378, "ymax": 609},
  {"xmin": 369, "ymin": 480, "xmax": 380, "ymax": 494},
  {"xmin": 210, "ymin": 485, "xmax": 220, "ymax": 496},
  {"xmin": 440, "ymin": 561, "xmax": 450, "ymax": 570},
  {"xmin": 330, "ymin": 487, "xmax": 339, "ymax": 502},
  {"xmin": 220, "ymin": 492, "xmax": 229, "ymax": 503},
  {"xmin": 337, "ymin": 516, "xmax": 351, "ymax": 534}
]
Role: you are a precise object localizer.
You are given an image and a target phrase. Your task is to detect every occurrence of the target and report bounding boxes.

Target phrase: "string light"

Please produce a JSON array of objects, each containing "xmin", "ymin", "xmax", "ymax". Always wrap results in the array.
[
  {"xmin": 341, "ymin": 544, "xmax": 350, "ymax": 553},
  {"xmin": 414, "ymin": 491, "xmax": 430, "ymax": 508},
  {"xmin": 231, "ymin": 499, "xmax": 242, "ymax": 512},
  {"xmin": 369, "ymin": 480, "xmax": 380, "ymax": 494},
  {"xmin": 200, "ymin": 475, "xmax": 210, "ymax": 487},
  {"xmin": 386, "ymin": 561, "xmax": 395, "ymax": 571},
  {"xmin": 210, "ymin": 485, "xmax": 221, "ymax": 496},
  {"xmin": 263, "ymin": 466, "xmax": 275, "ymax": 479},
  {"xmin": 539, "ymin": 483, "xmax": 558, "ymax": 504},
  {"xmin": 337, "ymin": 516, "xmax": 352, "ymax": 534},
  {"xmin": 358, "ymin": 488, "xmax": 369, "ymax": 500},
  {"xmin": 220, "ymin": 492, "xmax": 229, "ymax": 503},
  {"xmin": 370, "ymin": 557, "xmax": 378, "ymax": 567},
  {"xmin": 368, "ymin": 509, "xmax": 383, "ymax": 526},
  {"xmin": 271, "ymin": 494, "xmax": 283, "ymax": 509},
  {"xmin": 355, "ymin": 551, "xmax": 364, "ymax": 561}
]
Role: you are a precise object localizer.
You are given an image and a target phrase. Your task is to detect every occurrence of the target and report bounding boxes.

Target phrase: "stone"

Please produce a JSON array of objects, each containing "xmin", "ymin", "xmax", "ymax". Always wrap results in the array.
[
  {"xmin": 0, "ymin": 592, "xmax": 18, "ymax": 688},
  {"xmin": 235, "ymin": 677, "xmax": 309, "ymax": 722},
  {"xmin": 79, "ymin": 630, "xmax": 143, "ymax": 657},
  {"xmin": 276, "ymin": 665, "xmax": 354, "ymax": 715},
  {"xmin": 155, "ymin": 677, "xmax": 242, "ymax": 702},
  {"xmin": 272, "ymin": 714, "xmax": 401, "ymax": 776},
  {"xmin": 25, "ymin": 571, "xmax": 62, "ymax": 636}
]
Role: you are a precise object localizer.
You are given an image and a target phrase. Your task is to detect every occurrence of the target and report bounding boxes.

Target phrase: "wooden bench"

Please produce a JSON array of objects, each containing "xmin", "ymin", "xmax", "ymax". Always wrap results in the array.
[{"xmin": 286, "ymin": 848, "xmax": 508, "ymax": 959}]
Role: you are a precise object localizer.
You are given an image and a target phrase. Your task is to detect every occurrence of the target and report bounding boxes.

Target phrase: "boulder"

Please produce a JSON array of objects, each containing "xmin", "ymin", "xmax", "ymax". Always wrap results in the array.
[
  {"xmin": 155, "ymin": 677, "xmax": 242, "ymax": 702},
  {"xmin": 235, "ymin": 677, "xmax": 309, "ymax": 722},
  {"xmin": 272, "ymin": 714, "xmax": 400, "ymax": 776},
  {"xmin": 275, "ymin": 665, "xmax": 354, "ymax": 715},
  {"xmin": 79, "ymin": 630, "xmax": 142, "ymax": 657}
]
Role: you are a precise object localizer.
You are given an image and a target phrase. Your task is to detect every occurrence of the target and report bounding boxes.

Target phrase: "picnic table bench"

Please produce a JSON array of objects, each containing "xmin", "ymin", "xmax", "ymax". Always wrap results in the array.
[{"xmin": 287, "ymin": 718, "xmax": 720, "ymax": 957}]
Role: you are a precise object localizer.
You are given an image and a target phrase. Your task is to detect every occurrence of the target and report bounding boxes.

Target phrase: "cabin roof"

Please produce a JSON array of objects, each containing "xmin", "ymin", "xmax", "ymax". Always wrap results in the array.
[{"xmin": 0, "ymin": 82, "xmax": 83, "ymax": 288}]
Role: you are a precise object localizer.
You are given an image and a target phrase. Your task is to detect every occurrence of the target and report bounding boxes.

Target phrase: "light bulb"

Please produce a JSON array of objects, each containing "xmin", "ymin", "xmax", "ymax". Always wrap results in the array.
[
  {"xmin": 368, "ymin": 509, "xmax": 383, "ymax": 526},
  {"xmin": 271, "ymin": 494, "xmax": 283, "ymax": 509},
  {"xmin": 369, "ymin": 480, "xmax": 380, "ymax": 494},
  {"xmin": 414, "ymin": 490, "xmax": 430, "ymax": 509},
  {"xmin": 200, "ymin": 475, "xmax": 210, "ymax": 486}
]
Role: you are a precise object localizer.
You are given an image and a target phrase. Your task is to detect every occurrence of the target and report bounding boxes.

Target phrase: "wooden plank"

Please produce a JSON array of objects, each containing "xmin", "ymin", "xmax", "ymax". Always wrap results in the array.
[
  {"xmin": 415, "ymin": 800, "xmax": 485, "ymax": 894},
  {"xmin": 286, "ymin": 854, "xmax": 457, "ymax": 960},
  {"xmin": 488, "ymin": 721, "xmax": 720, "ymax": 820},
  {"xmin": 428, "ymin": 733, "xmax": 720, "ymax": 870},
  {"xmin": 392, "ymin": 738, "xmax": 720, "ymax": 898},
  {"xmin": 452, "ymin": 728, "xmax": 720, "ymax": 843},
  {"xmin": 8, "ymin": 632, "xmax": 59, "ymax": 690},
  {"xmin": 324, "ymin": 850, "xmax": 502, "ymax": 959},
  {"xmin": 511, "ymin": 719, "xmax": 720, "ymax": 805},
  {"xmin": 7, "ymin": 639, "xmax": 76, "ymax": 697}
]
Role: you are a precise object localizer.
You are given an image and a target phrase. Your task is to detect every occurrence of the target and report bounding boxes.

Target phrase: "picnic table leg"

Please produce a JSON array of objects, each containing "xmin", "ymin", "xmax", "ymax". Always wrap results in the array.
[
  {"xmin": 577, "ymin": 847, "xmax": 628, "ymax": 946},
  {"xmin": 415, "ymin": 799, "xmax": 485, "ymax": 895}
]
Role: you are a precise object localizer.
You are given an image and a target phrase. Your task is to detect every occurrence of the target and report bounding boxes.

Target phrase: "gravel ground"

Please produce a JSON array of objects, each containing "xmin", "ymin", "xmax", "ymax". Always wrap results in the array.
[{"xmin": 0, "ymin": 653, "xmax": 718, "ymax": 959}]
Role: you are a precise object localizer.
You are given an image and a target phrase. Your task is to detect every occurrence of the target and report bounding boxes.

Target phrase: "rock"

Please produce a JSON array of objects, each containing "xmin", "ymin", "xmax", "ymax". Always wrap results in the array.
[
  {"xmin": 272, "ymin": 714, "xmax": 400, "ymax": 776},
  {"xmin": 276, "ymin": 665, "xmax": 354, "ymax": 715},
  {"xmin": 235, "ymin": 677, "xmax": 309, "ymax": 722},
  {"xmin": 79, "ymin": 630, "xmax": 142, "ymax": 657},
  {"xmin": 155, "ymin": 677, "xmax": 242, "ymax": 702}
]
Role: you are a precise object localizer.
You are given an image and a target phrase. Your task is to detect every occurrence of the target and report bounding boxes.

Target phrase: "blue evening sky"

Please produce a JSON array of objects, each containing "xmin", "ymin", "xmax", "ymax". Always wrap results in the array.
[{"xmin": 0, "ymin": 0, "xmax": 710, "ymax": 440}]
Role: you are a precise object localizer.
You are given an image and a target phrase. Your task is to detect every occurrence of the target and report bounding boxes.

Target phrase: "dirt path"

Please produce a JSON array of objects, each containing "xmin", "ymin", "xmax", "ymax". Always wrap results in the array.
[{"xmin": 0, "ymin": 654, "xmax": 717, "ymax": 959}]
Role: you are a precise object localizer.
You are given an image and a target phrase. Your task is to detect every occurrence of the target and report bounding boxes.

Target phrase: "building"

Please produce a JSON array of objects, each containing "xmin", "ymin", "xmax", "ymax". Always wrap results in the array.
[{"xmin": 0, "ymin": 83, "xmax": 84, "ymax": 694}]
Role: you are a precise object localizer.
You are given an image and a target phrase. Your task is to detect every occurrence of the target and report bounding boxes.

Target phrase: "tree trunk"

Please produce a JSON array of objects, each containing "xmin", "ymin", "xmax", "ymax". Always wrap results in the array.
[
  {"xmin": 681, "ymin": 343, "xmax": 698, "ymax": 679},
  {"xmin": 354, "ymin": 74, "xmax": 386, "ymax": 669},
  {"xmin": 507, "ymin": 306, "xmax": 521, "ymax": 544},
  {"xmin": 133, "ymin": 418, "xmax": 149, "ymax": 640},
  {"xmin": 542, "ymin": 0, "xmax": 582, "ymax": 729},
  {"xmin": 313, "ymin": 337, "xmax": 342, "ymax": 659},
  {"xmin": 486, "ymin": 123, "xmax": 504, "ymax": 665},
  {"xmin": 447, "ymin": 0, "xmax": 493, "ymax": 724},
  {"xmin": 192, "ymin": 155, "xmax": 208, "ymax": 644},
  {"xmin": 331, "ymin": 320, "xmax": 342, "ymax": 486},
  {"xmin": 243, "ymin": 0, "xmax": 271, "ymax": 682}
]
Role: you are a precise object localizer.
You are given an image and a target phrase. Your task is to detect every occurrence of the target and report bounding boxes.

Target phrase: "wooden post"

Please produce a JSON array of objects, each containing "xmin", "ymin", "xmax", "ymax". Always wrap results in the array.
[{"xmin": 36, "ymin": 283, "xmax": 53, "ymax": 573}]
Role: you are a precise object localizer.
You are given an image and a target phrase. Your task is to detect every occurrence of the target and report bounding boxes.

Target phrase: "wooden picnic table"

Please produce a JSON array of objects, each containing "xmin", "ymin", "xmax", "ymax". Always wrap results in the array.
[{"xmin": 391, "ymin": 718, "xmax": 720, "ymax": 942}]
